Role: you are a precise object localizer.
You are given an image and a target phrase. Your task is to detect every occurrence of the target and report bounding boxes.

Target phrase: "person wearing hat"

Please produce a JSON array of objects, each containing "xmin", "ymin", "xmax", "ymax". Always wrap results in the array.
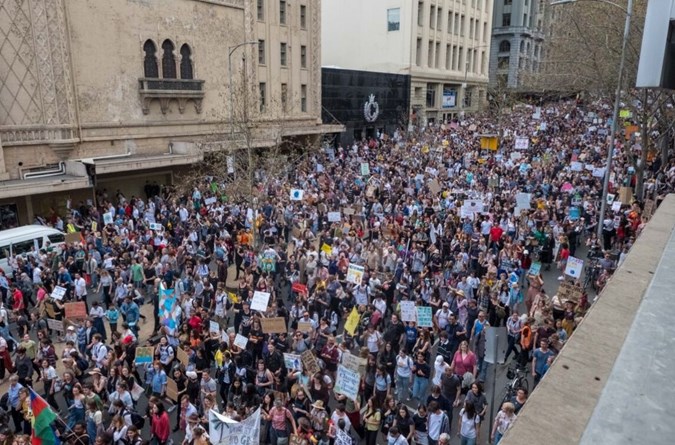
[
  {"xmin": 309, "ymin": 400, "xmax": 328, "ymax": 437},
  {"xmin": 434, "ymin": 302, "xmax": 452, "ymax": 332}
]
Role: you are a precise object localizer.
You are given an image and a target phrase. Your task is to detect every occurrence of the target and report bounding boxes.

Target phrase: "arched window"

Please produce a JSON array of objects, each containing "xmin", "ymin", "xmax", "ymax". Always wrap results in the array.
[
  {"xmin": 161, "ymin": 40, "xmax": 176, "ymax": 79},
  {"xmin": 499, "ymin": 40, "xmax": 510, "ymax": 53},
  {"xmin": 180, "ymin": 44, "xmax": 193, "ymax": 80},
  {"xmin": 143, "ymin": 40, "xmax": 158, "ymax": 78},
  {"xmin": 519, "ymin": 41, "xmax": 525, "ymax": 53}
]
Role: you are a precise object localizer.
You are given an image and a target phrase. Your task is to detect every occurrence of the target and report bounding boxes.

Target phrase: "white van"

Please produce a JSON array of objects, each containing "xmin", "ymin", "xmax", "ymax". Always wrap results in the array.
[{"xmin": 0, "ymin": 225, "xmax": 66, "ymax": 274}]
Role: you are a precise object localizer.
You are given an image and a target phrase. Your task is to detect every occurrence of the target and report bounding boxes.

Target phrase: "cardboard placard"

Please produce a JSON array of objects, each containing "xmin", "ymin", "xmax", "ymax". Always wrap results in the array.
[
  {"xmin": 297, "ymin": 321, "xmax": 313, "ymax": 333},
  {"xmin": 166, "ymin": 378, "xmax": 178, "ymax": 402},
  {"xmin": 65, "ymin": 232, "xmax": 82, "ymax": 245},
  {"xmin": 301, "ymin": 350, "xmax": 320, "ymax": 376},
  {"xmin": 618, "ymin": 186, "xmax": 633, "ymax": 205},
  {"xmin": 334, "ymin": 365, "xmax": 360, "ymax": 401},
  {"xmin": 557, "ymin": 281, "xmax": 583, "ymax": 303},
  {"xmin": 47, "ymin": 319, "xmax": 64, "ymax": 332},
  {"xmin": 135, "ymin": 347, "xmax": 154, "ymax": 364},
  {"xmin": 428, "ymin": 179, "xmax": 442, "ymax": 195},
  {"xmin": 251, "ymin": 291, "xmax": 271, "ymax": 312},
  {"xmin": 177, "ymin": 347, "xmax": 189, "ymax": 366},
  {"xmin": 261, "ymin": 317, "xmax": 287, "ymax": 334},
  {"xmin": 64, "ymin": 302, "xmax": 87, "ymax": 319}
]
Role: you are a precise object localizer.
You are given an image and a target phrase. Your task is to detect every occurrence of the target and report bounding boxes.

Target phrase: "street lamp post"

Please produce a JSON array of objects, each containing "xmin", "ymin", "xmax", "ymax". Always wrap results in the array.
[{"xmin": 551, "ymin": 0, "xmax": 634, "ymax": 241}]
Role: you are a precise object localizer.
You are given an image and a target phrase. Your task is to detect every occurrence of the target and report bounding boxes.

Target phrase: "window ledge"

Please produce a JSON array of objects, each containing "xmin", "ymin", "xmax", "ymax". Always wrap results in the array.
[{"xmin": 139, "ymin": 78, "xmax": 205, "ymax": 114}]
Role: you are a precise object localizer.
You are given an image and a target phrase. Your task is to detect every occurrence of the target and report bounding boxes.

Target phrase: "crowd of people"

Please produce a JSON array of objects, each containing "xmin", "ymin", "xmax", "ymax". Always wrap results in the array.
[{"xmin": 0, "ymin": 97, "xmax": 673, "ymax": 445}]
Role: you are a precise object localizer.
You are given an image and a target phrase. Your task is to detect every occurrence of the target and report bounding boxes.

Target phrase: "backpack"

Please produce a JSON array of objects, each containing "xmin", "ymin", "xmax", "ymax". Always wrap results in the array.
[{"xmin": 125, "ymin": 409, "xmax": 145, "ymax": 430}]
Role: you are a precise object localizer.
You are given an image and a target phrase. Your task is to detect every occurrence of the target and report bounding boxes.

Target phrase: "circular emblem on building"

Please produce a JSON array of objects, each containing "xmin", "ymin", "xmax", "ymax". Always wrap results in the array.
[{"xmin": 364, "ymin": 94, "xmax": 380, "ymax": 123}]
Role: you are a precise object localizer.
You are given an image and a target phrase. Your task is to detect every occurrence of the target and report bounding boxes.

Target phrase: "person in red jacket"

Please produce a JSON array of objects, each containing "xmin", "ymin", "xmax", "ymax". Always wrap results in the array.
[{"xmin": 151, "ymin": 401, "xmax": 171, "ymax": 445}]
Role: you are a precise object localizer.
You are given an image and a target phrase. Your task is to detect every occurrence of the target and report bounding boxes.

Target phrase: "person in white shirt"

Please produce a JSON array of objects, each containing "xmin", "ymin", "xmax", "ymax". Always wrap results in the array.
[
  {"xmin": 395, "ymin": 349, "xmax": 414, "ymax": 401},
  {"xmin": 89, "ymin": 334, "xmax": 108, "ymax": 368},
  {"xmin": 74, "ymin": 273, "xmax": 87, "ymax": 301},
  {"xmin": 434, "ymin": 303, "xmax": 452, "ymax": 331}
]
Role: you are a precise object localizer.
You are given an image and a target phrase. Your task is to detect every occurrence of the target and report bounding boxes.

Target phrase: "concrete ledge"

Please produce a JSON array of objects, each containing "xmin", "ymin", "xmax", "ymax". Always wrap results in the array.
[{"xmin": 500, "ymin": 194, "xmax": 675, "ymax": 445}]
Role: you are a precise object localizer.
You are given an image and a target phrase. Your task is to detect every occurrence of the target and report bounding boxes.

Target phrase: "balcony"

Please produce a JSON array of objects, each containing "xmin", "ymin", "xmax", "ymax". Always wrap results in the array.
[{"xmin": 138, "ymin": 78, "xmax": 205, "ymax": 115}]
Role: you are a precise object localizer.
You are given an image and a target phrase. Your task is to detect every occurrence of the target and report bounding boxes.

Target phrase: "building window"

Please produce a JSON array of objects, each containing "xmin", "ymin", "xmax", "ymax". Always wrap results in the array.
[
  {"xmin": 435, "ymin": 42, "xmax": 441, "ymax": 69},
  {"xmin": 180, "ymin": 44, "xmax": 193, "ymax": 79},
  {"xmin": 520, "ymin": 41, "xmax": 525, "ymax": 53},
  {"xmin": 258, "ymin": 40, "xmax": 266, "ymax": 65},
  {"xmin": 257, "ymin": 0, "xmax": 264, "ymax": 20},
  {"xmin": 426, "ymin": 83, "xmax": 437, "ymax": 108},
  {"xmin": 416, "ymin": 38, "xmax": 422, "ymax": 66},
  {"xmin": 464, "ymin": 89, "xmax": 472, "ymax": 108},
  {"xmin": 300, "ymin": 4, "xmax": 307, "ymax": 29},
  {"xmin": 430, "ymin": 5, "xmax": 436, "ymax": 29},
  {"xmin": 458, "ymin": 46, "xmax": 464, "ymax": 73},
  {"xmin": 279, "ymin": 0, "xmax": 286, "ymax": 25},
  {"xmin": 502, "ymin": 13, "xmax": 511, "ymax": 27},
  {"xmin": 452, "ymin": 45, "xmax": 458, "ymax": 70},
  {"xmin": 417, "ymin": 1, "xmax": 424, "ymax": 27},
  {"xmin": 446, "ymin": 44, "xmax": 451, "ymax": 70},
  {"xmin": 281, "ymin": 83, "xmax": 288, "ymax": 112},
  {"xmin": 143, "ymin": 40, "xmax": 158, "ymax": 78},
  {"xmin": 504, "ymin": 0, "xmax": 512, "ymax": 5},
  {"xmin": 483, "ymin": 22, "xmax": 488, "ymax": 42},
  {"xmin": 387, "ymin": 8, "xmax": 400, "ymax": 31},
  {"xmin": 454, "ymin": 14, "xmax": 459, "ymax": 35},
  {"xmin": 428, "ymin": 40, "xmax": 433, "ymax": 67},
  {"xmin": 161, "ymin": 40, "xmax": 176, "ymax": 79},
  {"xmin": 481, "ymin": 50, "xmax": 486, "ymax": 75},
  {"xmin": 437, "ymin": 8, "xmax": 442, "ymax": 30},
  {"xmin": 499, "ymin": 40, "xmax": 511, "ymax": 53},
  {"xmin": 469, "ymin": 19, "xmax": 474, "ymax": 40},
  {"xmin": 523, "ymin": 14, "xmax": 528, "ymax": 27},
  {"xmin": 280, "ymin": 42, "xmax": 287, "ymax": 66},
  {"xmin": 448, "ymin": 11, "xmax": 453, "ymax": 33},
  {"xmin": 259, "ymin": 82, "xmax": 266, "ymax": 112},
  {"xmin": 301, "ymin": 84, "xmax": 307, "ymax": 112},
  {"xmin": 498, "ymin": 56, "xmax": 509, "ymax": 69},
  {"xmin": 300, "ymin": 45, "xmax": 307, "ymax": 68},
  {"xmin": 460, "ymin": 15, "xmax": 465, "ymax": 36}
]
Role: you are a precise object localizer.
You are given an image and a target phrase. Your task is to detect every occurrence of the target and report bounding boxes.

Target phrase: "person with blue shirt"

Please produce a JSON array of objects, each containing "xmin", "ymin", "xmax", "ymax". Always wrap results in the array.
[
  {"xmin": 7, "ymin": 375, "xmax": 25, "ymax": 433},
  {"xmin": 150, "ymin": 360, "xmax": 167, "ymax": 397},
  {"xmin": 532, "ymin": 339, "xmax": 556, "ymax": 387},
  {"xmin": 120, "ymin": 295, "xmax": 140, "ymax": 337}
]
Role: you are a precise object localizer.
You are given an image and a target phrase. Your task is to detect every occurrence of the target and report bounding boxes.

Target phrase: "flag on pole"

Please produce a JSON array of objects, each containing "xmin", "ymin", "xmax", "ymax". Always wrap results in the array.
[{"xmin": 28, "ymin": 387, "xmax": 60, "ymax": 445}]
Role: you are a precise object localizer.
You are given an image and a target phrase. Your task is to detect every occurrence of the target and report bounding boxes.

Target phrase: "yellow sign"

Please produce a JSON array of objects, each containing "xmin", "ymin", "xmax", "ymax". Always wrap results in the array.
[
  {"xmin": 321, "ymin": 243, "xmax": 332, "ymax": 255},
  {"xmin": 619, "ymin": 109, "xmax": 632, "ymax": 118},
  {"xmin": 480, "ymin": 136, "xmax": 499, "ymax": 151},
  {"xmin": 422, "ymin": 145, "xmax": 430, "ymax": 154},
  {"xmin": 228, "ymin": 292, "xmax": 239, "ymax": 304},
  {"xmin": 344, "ymin": 307, "xmax": 361, "ymax": 336}
]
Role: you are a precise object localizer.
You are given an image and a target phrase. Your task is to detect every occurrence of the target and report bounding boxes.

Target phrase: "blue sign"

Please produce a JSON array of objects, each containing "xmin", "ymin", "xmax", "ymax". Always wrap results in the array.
[
  {"xmin": 528, "ymin": 262, "xmax": 541, "ymax": 276},
  {"xmin": 569, "ymin": 207, "xmax": 581, "ymax": 221}
]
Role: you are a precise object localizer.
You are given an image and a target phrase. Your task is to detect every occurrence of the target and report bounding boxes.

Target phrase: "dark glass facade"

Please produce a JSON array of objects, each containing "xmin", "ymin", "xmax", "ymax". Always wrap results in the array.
[{"xmin": 321, "ymin": 68, "xmax": 410, "ymax": 145}]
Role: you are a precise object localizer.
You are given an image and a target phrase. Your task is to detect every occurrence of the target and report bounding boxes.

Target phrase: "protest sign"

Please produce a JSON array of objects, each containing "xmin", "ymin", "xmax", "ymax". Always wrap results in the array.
[
  {"xmin": 360, "ymin": 162, "xmax": 370, "ymax": 176},
  {"xmin": 611, "ymin": 201, "xmax": 622, "ymax": 212},
  {"xmin": 515, "ymin": 193, "xmax": 531, "ymax": 210},
  {"xmin": 209, "ymin": 407, "xmax": 261, "ymax": 445},
  {"xmin": 135, "ymin": 347, "xmax": 154, "ymax": 364},
  {"xmin": 261, "ymin": 317, "xmax": 287, "ymax": 334},
  {"xmin": 149, "ymin": 222, "xmax": 164, "ymax": 231},
  {"xmin": 233, "ymin": 334, "xmax": 248, "ymax": 350},
  {"xmin": 177, "ymin": 347, "xmax": 189, "ymax": 365},
  {"xmin": 557, "ymin": 281, "xmax": 583, "ymax": 303},
  {"xmin": 400, "ymin": 301, "xmax": 417, "ymax": 322},
  {"xmin": 346, "ymin": 264, "xmax": 365, "ymax": 285},
  {"xmin": 428, "ymin": 179, "xmax": 442, "ymax": 195},
  {"xmin": 51, "ymin": 286, "xmax": 67, "ymax": 301},
  {"xmin": 64, "ymin": 302, "xmax": 87, "ymax": 319},
  {"xmin": 65, "ymin": 232, "xmax": 81, "ymax": 245},
  {"xmin": 327, "ymin": 212, "xmax": 341, "ymax": 222},
  {"xmin": 291, "ymin": 282, "xmax": 308, "ymax": 294},
  {"xmin": 209, "ymin": 320, "xmax": 220, "ymax": 334},
  {"xmin": 250, "ymin": 291, "xmax": 271, "ymax": 312},
  {"xmin": 47, "ymin": 319, "xmax": 64, "ymax": 332},
  {"xmin": 301, "ymin": 350, "xmax": 320, "ymax": 376},
  {"xmin": 528, "ymin": 262, "xmax": 541, "ymax": 276},
  {"xmin": 284, "ymin": 353, "xmax": 303, "ymax": 372},
  {"xmin": 341, "ymin": 352, "xmax": 367, "ymax": 375},
  {"xmin": 297, "ymin": 321, "xmax": 314, "ymax": 333},
  {"xmin": 564, "ymin": 256, "xmax": 584, "ymax": 279},
  {"xmin": 203, "ymin": 197, "xmax": 217, "ymax": 206},
  {"xmin": 416, "ymin": 306, "xmax": 433, "ymax": 328},
  {"xmin": 166, "ymin": 379, "xmax": 178, "ymax": 402},
  {"xmin": 570, "ymin": 161, "xmax": 583, "ymax": 172},
  {"xmin": 103, "ymin": 213, "xmax": 113, "ymax": 225},
  {"xmin": 514, "ymin": 137, "xmax": 530, "ymax": 150},
  {"xmin": 334, "ymin": 365, "xmax": 360, "ymax": 401},
  {"xmin": 344, "ymin": 307, "xmax": 360, "ymax": 336},
  {"xmin": 290, "ymin": 189, "xmax": 304, "ymax": 201}
]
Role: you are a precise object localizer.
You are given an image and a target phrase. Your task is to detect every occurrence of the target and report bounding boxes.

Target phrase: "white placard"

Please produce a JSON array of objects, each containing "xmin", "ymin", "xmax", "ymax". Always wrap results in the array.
[
  {"xmin": 290, "ymin": 189, "xmax": 304, "ymax": 201},
  {"xmin": 515, "ymin": 193, "xmax": 531, "ymax": 210},
  {"xmin": 233, "ymin": 334, "xmax": 249, "ymax": 349},
  {"xmin": 283, "ymin": 353, "xmax": 303, "ymax": 372},
  {"xmin": 209, "ymin": 320, "xmax": 220, "ymax": 334},
  {"xmin": 346, "ymin": 264, "xmax": 365, "ymax": 286},
  {"xmin": 149, "ymin": 222, "xmax": 163, "ymax": 231},
  {"xmin": 400, "ymin": 301, "xmax": 417, "ymax": 322},
  {"xmin": 250, "ymin": 291, "xmax": 271, "ymax": 312},
  {"xmin": 592, "ymin": 167, "xmax": 606, "ymax": 178},
  {"xmin": 611, "ymin": 201, "xmax": 622, "ymax": 212},
  {"xmin": 103, "ymin": 213, "xmax": 113, "ymax": 225},
  {"xmin": 564, "ymin": 256, "xmax": 584, "ymax": 279},
  {"xmin": 334, "ymin": 365, "xmax": 360, "ymax": 401},
  {"xmin": 226, "ymin": 155, "xmax": 234, "ymax": 174},
  {"xmin": 514, "ymin": 137, "xmax": 530, "ymax": 150},
  {"xmin": 570, "ymin": 161, "xmax": 583, "ymax": 172},
  {"xmin": 327, "ymin": 212, "xmax": 341, "ymax": 222},
  {"xmin": 51, "ymin": 286, "xmax": 67, "ymax": 301},
  {"xmin": 204, "ymin": 197, "xmax": 217, "ymax": 206}
]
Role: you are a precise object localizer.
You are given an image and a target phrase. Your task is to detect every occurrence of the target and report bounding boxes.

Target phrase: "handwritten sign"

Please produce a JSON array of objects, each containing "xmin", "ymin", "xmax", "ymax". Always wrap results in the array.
[
  {"xmin": 557, "ymin": 281, "xmax": 583, "ymax": 303},
  {"xmin": 400, "ymin": 301, "xmax": 417, "ymax": 322},
  {"xmin": 234, "ymin": 334, "xmax": 249, "ymax": 350},
  {"xmin": 297, "ymin": 321, "xmax": 314, "ymax": 333},
  {"xmin": 301, "ymin": 350, "xmax": 320, "ymax": 376},
  {"xmin": 343, "ymin": 307, "xmax": 360, "ymax": 336},
  {"xmin": 103, "ymin": 213, "xmax": 113, "ymax": 225},
  {"xmin": 47, "ymin": 319, "xmax": 64, "ymax": 332},
  {"xmin": 514, "ymin": 137, "xmax": 530, "ymax": 150},
  {"xmin": 250, "ymin": 291, "xmax": 271, "ymax": 312},
  {"xmin": 327, "ymin": 212, "xmax": 341, "ymax": 222},
  {"xmin": 334, "ymin": 365, "xmax": 360, "ymax": 401},
  {"xmin": 284, "ymin": 353, "xmax": 303, "ymax": 372},
  {"xmin": 346, "ymin": 264, "xmax": 365, "ymax": 286},
  {"xmin": 64, "ymin": 302, "xmax": 87, "ymax": 319},
  {"xmin": 149, "ymin": 222, "xmax": 164, "ymax": 232},
  {"xmin": 564, "ymin": 256, "xmax": 584, "ymax": 279},
  {"xmin": 204, "ymin": 197, "xmax": 217, "ymax": 206},
  {"xmin": 416, "ymin": 306, "xmax": 433, "ymax": 328},
  {"xmin": 341, "ymin": 352, "xmax": 367, "ymax": 375},
  {"xmin": 135, "ymin": 347, "xmax": 154, "ymax": 364},
  {"xmin": 360, "ymin": 162, "xmax": 370, "ymax": 176},
  {"xmin": 261, "ymin": 317, "xmax": 287, "ymax": 334},
  {"xmin": 209, "ymin": 320, "xmax": 220, "ymax": 334},
  {"xmin": 51, "ymin": 286, "xmax": 67, "ymax": 301},
  {"xmin": 528, "ymin": 262, "xmax": 541, "ymax": 276}
]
